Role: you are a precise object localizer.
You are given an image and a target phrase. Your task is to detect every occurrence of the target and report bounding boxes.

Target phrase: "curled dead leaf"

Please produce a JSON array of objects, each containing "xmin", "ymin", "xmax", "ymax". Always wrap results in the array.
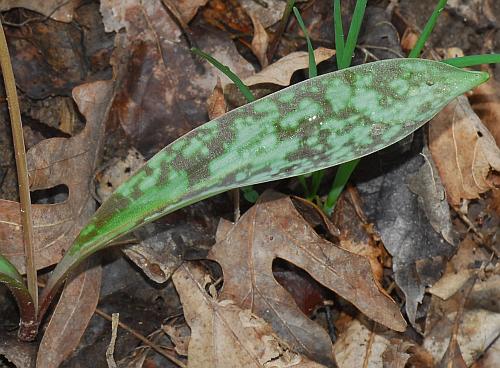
[
  {"xmin": 250, "ymin": 12, "xmax": 269, "ymax": 68},
  {"xmin": 242, "ymin": 48, "xmax": 335, "ymax": 87},
  {"xmin": 429, "ymin": 96, "xmax": 500, "ymax": 205}
]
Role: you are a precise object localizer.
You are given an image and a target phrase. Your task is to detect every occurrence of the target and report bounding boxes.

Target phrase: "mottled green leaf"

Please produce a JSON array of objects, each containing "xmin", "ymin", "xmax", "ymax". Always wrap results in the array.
[{"xmin": 41, "ymin": 59, "xmax": 488, "ymax": 310}]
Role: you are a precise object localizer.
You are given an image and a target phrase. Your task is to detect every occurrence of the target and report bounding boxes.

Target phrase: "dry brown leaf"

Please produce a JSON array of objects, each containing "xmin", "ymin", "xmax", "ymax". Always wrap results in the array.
[
  {"xmin": 0, "ymin": 80, "xmax": 113, "ymax": 272},
  {"xmin": 96, "ymin": 147, "xmax": 146, "ymax": 202},
  {"xmin": 250, "ymin": 12, "xmax": 269, "ymax": 68},
  {"xmin": 408, "ymin": 145, "xmax": 457, "ymax": 245},
  {"xmin": 240, "ymin": 0, "xmax": 286, "ymax": 28},
  {"xmin": 0, "ymin": 332, "xmax": 36, "ymax": 367},
  {"xmin": 207, "ymin": 77, "xmax": 227, "ymax": 120},
  {"xmin": 470, "ymin": 72, "xmax": 500, "ymax": 146},
  {"xmin": 163, "ymin": 323, "xmax": 190, "ymax": 356},
  {"xmin": 172, "ymin": 262, "xmax": 326, "ymax": 368},
  {"xmin": 101, "ymin": 0, "xmax": 254, "ymax": 156},
  {"xmin": 174, "ymin": 0, "xmax": 209, "ymax": 24},
  {"xmin": 0, "ymin": 0, "xmax": 80, "ymax": 22},
  {"xmin": 447, "ymin": 0, "xmax": 497, "ymax": 26},
  {"xmin": 333, "ymin": 318, "xmax": 410, "ymax": 368},
  {"xmin": 208, "ymin": 191, "xmax": 406, "ymax": 366},
  {"xmin": 471, "ymin": 336, "xmax": 500, "ymax": 368},
  {"xmin": 242, "ymin": 48, "xmax": 335, "ymax": 87},
  {"xmin": 332, "ymin": 190, "xmax": 385, "ymax": 283},
  {"xmin": 400, "ymin": 28, "xmax": 419, "ymax": 54},
  {"xmin": 436, "ymin": 277, "xmax": 475, "ymax": 368},
  {"xmin": 36, "ymin": 261, "xmax": 102, "ymax": 368},
  {"xmin": 424, "ymin": 236, "xmax": 500, "ymax": 365},
  {"xmin": 429, "ymin": 95, "xmax": 500, "ymax": 205}
]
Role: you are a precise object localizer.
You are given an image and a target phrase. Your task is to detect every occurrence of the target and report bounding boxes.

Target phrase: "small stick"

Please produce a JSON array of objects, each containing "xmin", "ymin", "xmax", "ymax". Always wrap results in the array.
[
  {"xmin": 106, "ymin": 313, "xmax": 119, "ymax": 368},
  {"xmin": 0, "ymin": 20, "xmax": 37, "ymax": 312},
  {"xmin": 95, "ymin": 308, "xmax": 187, "ymax": 368}
]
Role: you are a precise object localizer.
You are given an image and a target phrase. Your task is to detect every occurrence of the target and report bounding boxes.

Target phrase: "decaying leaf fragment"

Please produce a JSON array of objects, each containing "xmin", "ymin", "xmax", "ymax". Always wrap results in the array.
[
  {"xmin": 209, "ymin": 191, "xmax": 406, "ymax": 366},
  {"xmin": 250, "ymin": 12, "xmax": 269, "ymax": 68},
  {"xmin": 36, "ymin": 261, "xmax": 102, "ymax": 368},
  {"xmin": 424, "ymin": 236, "xmax": 500, "ymax": 365},
  {"xmin": 0, "ymin": 0, "xmax": 80, "ymax": 22},
  {"xmin": 470, "ymin": 71, "xmax": 500, "ymax": 145},
  {"xmin": 172, "ymin": 262, "xmax": 326, "ymax": 368},
  {"xmin": 333, "ymin": 318, "xmax": 411, "ymax": 368},
  {"xmin": 242, "ymin": 48, "xmax": 335, "ymax": 87},
  {"xmin": 429, "ymin": 95, "xmax": 500, "ymax": 205}
]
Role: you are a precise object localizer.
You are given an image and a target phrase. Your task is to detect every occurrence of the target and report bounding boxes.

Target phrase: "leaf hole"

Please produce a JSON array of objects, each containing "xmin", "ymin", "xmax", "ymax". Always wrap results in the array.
[
  {"xmin": 477, "ymin": 131, "xmax": 483, "ymax": 137},
  {"xmin": 272, "ymin": 258, "xmax": 334, "ymax": 316},
  {"xmin": 31, "ymin": 184, "xmax": 69, "ymax": 204}
]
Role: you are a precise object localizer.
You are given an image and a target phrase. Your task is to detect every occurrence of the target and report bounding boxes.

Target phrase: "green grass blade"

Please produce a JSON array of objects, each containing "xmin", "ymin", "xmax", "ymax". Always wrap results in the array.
[
  {"xmin": 443, "ymin": 54, "xmax": 500, "ymax": 68},
  {"xmin": 293, "ymin": 6, "xmax": 317, "ymax": 78},
  {"xmin": 293, "ymin": 5, "xmax": 322, "ymax": 195},
  {"xmin": 0, "ymin": 254, "xmax": 38, "ymax": 340},
  {"xmin": 339, "ymin": 0, "xmax": 367, "ymax": 69},
  {"xmin": 310, "ymin": 169, "xmax": 325, "ymax": 200},
  {"xmin": 41, "ymin": 60, "xmax": 489, "ymax": 320},
  {"xmin": 191, "ymin": 47, "xmax": 256, "ymax": 102},
  {"xmin": 408, "ymin": 0, "xmax": 448, "ymax": 58},
  {"xmin": 326, "ymin": 0, "xmax": 367, "ymax": 211},
  {"xmin": 324, "ymin": 158, "xmax": 359, "ymax": 215},
  {"xmin": 241, "ymin": 186, "xmax": 260, "ymax": 202},
  {"xmin": 333, "ymin": 0, "xmax": 345, "ymax": 66}
]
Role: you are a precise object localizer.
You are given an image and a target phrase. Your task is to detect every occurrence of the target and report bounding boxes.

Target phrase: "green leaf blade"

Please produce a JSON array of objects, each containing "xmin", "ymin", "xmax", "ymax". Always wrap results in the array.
[
  {"xmin": 0, "ymin": 254, "xmax": 37, "ymax": 340},
  {"xmin": 43, "ymin": 59, "xmax": 488, "ymax": 302}
]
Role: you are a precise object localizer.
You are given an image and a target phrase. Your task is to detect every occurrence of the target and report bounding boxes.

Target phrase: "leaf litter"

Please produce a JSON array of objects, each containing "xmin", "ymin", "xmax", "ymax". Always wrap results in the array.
[
  {"xmin": 208, "ymin": 191, "xmax": 405, "ymax": 366},
  {"xmin": 1, "ymin": 1, "xmax": 500, "ymax": 367}
]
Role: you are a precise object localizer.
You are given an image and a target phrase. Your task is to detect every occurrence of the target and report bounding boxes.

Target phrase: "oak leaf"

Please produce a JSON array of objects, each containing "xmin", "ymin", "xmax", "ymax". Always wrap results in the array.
[
  {"xmin": 242, "ymin": 48, "xmax": 335, "ymax": 87},
  {"xmin": 0, "ymin": 81, "xmax": 113, "ymax": 272},
  {"xmin": 172, "ymin": 262, "xmax": 326, "ymax": 368},
  {"xmin": 208, "ymin": 191, "xmax": 406, "ymax": 366},
  {"xmin": 429, "ymin": 96, "xmax": 500, "ymax": 205}
]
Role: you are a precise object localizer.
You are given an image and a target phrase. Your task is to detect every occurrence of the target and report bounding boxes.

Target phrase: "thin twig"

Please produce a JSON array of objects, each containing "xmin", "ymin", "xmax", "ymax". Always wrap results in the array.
[
  {"xmin": 452, "ymin": 206, "xmax": 500, "ymax": 258},
  {"xmin": 106, "ymin": 313, "xmax": 119, "ymax": 368},
  {"xmin": 267, "ymin": 0, "xmax": 295, "ymax": 62},
  {"xmin": 95, "ymin": 308, "xmax": 187, "ymax": 368},
  {"xmin": 0, "ymin": 20, "xmax": 37, "ymax": 312}
]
